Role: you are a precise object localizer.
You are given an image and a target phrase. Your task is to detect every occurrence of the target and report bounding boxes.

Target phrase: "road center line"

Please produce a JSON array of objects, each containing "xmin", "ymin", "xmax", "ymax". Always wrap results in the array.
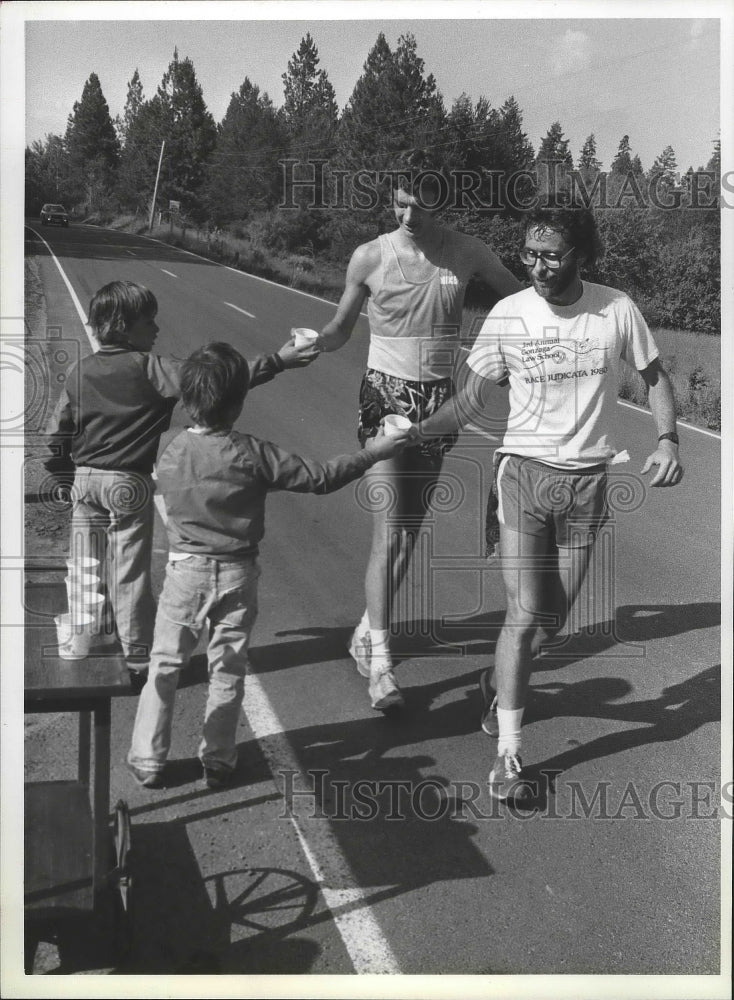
[
  {"xmin": 160, "ymin": 268, "xmax": 178, "ymax": 278},
  {"xmin": 151, "ymin": 494, "xmax": 398, "ymax": 972},
  {"xmin": 224, "ymin": 301, "xmax": 256, "ymax": 319}
]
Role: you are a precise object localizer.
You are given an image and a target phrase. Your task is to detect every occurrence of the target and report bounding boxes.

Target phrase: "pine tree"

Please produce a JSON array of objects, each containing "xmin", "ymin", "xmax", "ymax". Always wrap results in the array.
[
  {"xmin": 116, "ymin": 99, "xmax": 164, "ymax": 213},
  {"xmin": 25, "ymin": 135, "xmax": 67, "ymax": 213},
  {"xmin": 649, "ymin": 145, "xmax": 678, "ymax": 189},
  {"xmin": 64, "ymin": 73, "xmax": 120, "ymax": 210},
  {"xmin": 116, "ymin": 69, "xmax": 145, "ymax": 146},
  {"xmin": 578, "ymin": 134, "xmax": 601, "ymax": 171},
  {"xmin": 205, "ymin": 78, "xmax": 287, "ymax": 222},
  {"xmin": 338, "ymin": 32, "xmax": 446, "ymax": 175},
  {"xmin": 281, "ymin": 33, "xmax": 338, "ymax": 158},
  {"xmin": 611, "ymin": 135, "xmax": 634, "ymax": 175},
  {"xmin": 706, "ymin": 137, "xmax": 720, "ymax": 173},
  {"xmin": 536, "ymin": 122, "xmax": 573, "ymax": 166},
  {"xmin": 148, "ymin": 49, "xmax": 218, "ymax": 221}
]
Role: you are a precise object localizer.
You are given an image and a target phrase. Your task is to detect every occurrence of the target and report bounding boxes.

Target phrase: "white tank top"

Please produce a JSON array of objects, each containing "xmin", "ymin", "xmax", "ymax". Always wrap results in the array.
[{"xmin": 366, "ymin": 230, "xmax": 479, "ymax": 381}]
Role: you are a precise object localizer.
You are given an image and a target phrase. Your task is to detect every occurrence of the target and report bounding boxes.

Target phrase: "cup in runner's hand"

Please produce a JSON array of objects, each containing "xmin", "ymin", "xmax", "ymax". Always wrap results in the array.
[
  {"xmin": 291, "ymin": 328, "xmax": 320, "ymax": 349},
  {"xmin": 382, "ymin": 414, "xmax": 412, "ymax": 437}
]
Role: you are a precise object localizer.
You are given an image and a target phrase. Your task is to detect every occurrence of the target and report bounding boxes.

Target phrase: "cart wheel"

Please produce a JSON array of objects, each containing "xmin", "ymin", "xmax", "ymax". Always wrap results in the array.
[{"xmin": 110, "ymin": 799, "xmax": 134, "ymax": 960}]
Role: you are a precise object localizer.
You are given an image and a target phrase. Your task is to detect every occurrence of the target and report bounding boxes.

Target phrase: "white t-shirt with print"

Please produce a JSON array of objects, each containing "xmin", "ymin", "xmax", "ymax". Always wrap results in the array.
[{"xmin": 466, "ymin": 281, "xmax": 659, "ymax": 469}]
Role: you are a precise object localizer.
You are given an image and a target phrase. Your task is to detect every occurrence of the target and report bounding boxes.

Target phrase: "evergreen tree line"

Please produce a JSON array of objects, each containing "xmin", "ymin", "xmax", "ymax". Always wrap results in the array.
[{"xmin": 25, "ymin": 34, "xmax": 721, "ymax": 333}]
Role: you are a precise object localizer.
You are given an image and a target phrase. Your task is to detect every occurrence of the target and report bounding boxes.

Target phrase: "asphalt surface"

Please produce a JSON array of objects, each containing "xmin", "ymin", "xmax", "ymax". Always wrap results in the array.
[{"xmin": 18, "ymin": 221, "xmax": 725, "ymax": 986}]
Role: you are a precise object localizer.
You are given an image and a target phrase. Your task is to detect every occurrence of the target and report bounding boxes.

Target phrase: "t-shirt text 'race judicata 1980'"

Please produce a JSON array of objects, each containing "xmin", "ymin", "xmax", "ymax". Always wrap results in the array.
[{"xmin": 466, "ymin": 281, "xmax": 660, "ymax": 470}]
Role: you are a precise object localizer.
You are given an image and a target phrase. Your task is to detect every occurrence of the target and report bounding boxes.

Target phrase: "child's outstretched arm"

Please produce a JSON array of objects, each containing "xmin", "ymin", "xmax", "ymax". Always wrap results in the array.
[
  {"xmin": 253, "ymin": 429, "xmax": 409, "ymax": 496},
  {"xmin": 247, "ymin": 336, "xmax": 319, "ymax": 388}
]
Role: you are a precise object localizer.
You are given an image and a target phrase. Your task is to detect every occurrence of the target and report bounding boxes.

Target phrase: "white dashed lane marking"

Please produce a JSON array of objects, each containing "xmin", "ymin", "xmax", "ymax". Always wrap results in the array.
[
  {"xmin": 224, "ymin": 301, "xmax": 256, "ymax": 319},
  {"xmin": 160, "ymin": 268, "xmax": 178, "ymax": 278}
]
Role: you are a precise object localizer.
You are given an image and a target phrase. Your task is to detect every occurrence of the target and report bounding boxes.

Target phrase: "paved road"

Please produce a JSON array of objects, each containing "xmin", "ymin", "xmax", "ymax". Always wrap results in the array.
[{"xmin": 21, "ymin": 221, "xmax": 724, "ymax": 983}]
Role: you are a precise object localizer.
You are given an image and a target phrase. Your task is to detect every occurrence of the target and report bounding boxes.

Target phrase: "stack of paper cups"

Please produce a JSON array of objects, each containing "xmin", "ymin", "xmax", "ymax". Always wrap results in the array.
[{"xmin": 63, "ymin": 556, "xmax": 103, "ymax": 658}]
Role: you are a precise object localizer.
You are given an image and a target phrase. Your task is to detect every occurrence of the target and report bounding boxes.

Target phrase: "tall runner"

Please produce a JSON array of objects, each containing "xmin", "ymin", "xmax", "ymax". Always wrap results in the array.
[{"xmin": 317, "ymin": 171, "xmax": 521, "ymax": 711}]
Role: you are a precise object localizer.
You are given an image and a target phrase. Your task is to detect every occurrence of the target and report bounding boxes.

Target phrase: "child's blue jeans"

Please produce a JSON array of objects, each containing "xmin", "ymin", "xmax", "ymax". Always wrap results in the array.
[
  {"xmin": 70, "ymin": 467, "xmax": 155, "ymax": 660},
  {"xmin": 128, "ymin": 554, "xmax": 260, "ymax": 774}
]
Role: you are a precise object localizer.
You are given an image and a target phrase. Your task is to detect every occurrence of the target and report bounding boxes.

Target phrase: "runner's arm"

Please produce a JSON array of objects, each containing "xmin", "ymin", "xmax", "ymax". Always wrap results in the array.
[
  {"xmin": 318, "ymin": 243, "xmax": 375, "ymax": 352},
  {"xmin": 639, "ymin": 358, "xmax": 684, "ymax": 487},
  {"xmin": 472, "ymin": 243, "xmax": 523, "ymax": 299},
  {"xmin": 414, "ymin": 367, "xmax": 492, "ymax": 439}
]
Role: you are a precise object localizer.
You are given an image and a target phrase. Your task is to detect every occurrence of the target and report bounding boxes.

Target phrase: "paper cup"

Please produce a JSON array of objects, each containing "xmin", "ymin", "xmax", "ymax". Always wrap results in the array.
[
  {"xmin": 382, "ymin": 414, "xmax": 412, "ymax": 436},
  {"xmin": 291, "ymin": 327, "xmax": 320, "ymax": 349},
  {"xmin": 55, "ymin": 612, "xmax": 94, "ymax": 660},
  {"xmin": 66, "ymin": 557, "xmax": 100, "ymax": 575},
  {"xmin": 65, "ymin": 573, "xmax": 99, "ymax": 603}
]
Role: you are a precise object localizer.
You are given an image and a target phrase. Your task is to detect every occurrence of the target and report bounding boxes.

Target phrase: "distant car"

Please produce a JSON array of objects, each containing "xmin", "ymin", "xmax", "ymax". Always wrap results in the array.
[{"xmin": 40, "ymin": 204, "xmax": 69, "ymax": 227}]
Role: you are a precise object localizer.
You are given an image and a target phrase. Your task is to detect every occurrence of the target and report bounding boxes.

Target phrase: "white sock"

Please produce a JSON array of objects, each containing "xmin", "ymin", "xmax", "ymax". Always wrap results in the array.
[
  {"xmin": 497, "ymin": 707, "xmax": 524, "ymax": 755},
  {"xmin": 369, "ymin": 627, "xmax": 391, "ymax": 668},
  {"xmin": 358, "ymin": 610, "xmax": 371, "ymax": 635}
]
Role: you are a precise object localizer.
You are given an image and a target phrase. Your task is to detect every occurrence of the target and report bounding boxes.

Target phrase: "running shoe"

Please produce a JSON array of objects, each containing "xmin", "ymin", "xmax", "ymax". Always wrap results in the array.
[
  {"xmin": 348, "ymin": 627, "xmax": 371, "ymax": 678},
  {"xmin": 479, "ymin": 669, "xmax": 499, "ymax": 737},
  {"xmin": 369, "ymin": 665, "xmax": 404, "ymax": 712},
  {"xmin": 487, "ymin": 750, "xmax": 532, "ymax": 802}
]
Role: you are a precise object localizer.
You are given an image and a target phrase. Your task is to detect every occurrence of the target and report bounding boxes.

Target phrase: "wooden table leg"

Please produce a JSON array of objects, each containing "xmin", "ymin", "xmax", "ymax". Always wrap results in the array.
[
  {"xmin": 78, "ymin": 711, "xmax": 91, "ymax": 786},
  {"xmin": 92, "ymin": 700, "xmax": 111, "ymax": 897}
]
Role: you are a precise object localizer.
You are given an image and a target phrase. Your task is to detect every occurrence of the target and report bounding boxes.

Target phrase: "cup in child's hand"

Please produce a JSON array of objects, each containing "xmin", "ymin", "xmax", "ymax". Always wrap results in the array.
[
  {"xmin": 291, "ymin": 328, "xmax": 320, "ymax": 349},
  {"xmin": 382, "ymin": 414, "xmax": 412, "ymax": 436}
]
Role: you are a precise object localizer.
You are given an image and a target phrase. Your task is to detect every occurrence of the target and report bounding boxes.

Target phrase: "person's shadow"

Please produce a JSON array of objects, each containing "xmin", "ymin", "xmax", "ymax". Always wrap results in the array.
[{"xmin": 523, "ymin": 662, "xmax": 720, "ymax": 800}]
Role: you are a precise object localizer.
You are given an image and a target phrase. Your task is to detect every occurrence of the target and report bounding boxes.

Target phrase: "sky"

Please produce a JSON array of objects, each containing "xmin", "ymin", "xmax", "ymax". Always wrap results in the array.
[{"xmin": 17, "ymin": 2, "xmax": 724, "ymax": 176}]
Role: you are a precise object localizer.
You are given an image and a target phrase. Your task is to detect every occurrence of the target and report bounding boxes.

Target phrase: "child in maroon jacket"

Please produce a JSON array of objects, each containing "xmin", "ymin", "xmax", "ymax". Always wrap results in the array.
[{"xmin": 127, "ymin": 342, "xmax": 409, "ymax": 789}]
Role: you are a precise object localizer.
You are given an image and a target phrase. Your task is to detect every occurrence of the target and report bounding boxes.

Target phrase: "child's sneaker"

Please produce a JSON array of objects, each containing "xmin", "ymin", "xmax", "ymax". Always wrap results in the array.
[
  {"xmin": 348, "ymin": 627, "xmax": 371, "ymax": 678},
  {"xmin": 126, "ymin": 665, "xmax": 149, "ymax": 695},
  {"xmin": 202, "ymin": 764, "xmax": 235, "ymax": 790},
  {"xmin": 369, "ymin": 665, "xmax": 404, "ymax": 712},
  {"xmin": 126, "ymin": 761, "xmax": 165, "ymax": 789}
]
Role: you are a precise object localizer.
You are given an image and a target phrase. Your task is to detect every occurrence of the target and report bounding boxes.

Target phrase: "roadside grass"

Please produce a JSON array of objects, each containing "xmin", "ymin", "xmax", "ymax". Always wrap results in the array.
[
  {"xmin": 617, "ymin": 328, "xmax": 721, "ymax": 430},
  {"xmin": 109, "ymin": 215, "xmax": 721, "ymax": 432}
]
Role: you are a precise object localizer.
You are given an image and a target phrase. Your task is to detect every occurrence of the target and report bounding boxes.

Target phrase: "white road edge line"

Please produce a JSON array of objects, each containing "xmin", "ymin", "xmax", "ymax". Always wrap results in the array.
[
  {"xmin": 244, "ymin": 674, "xmax": 402, "ymax": 975},
  {"xmin": 617, "ymin": 398, "xmax": 720, "ymax": 438},
  {"xmin": 25, "ymin": 226, "xmax": 96, "ymax": 351},
  {"xmin": 224, "ymin": 301, "xmax": 256, "ymax": 319},
  {"xmin": 36, "ymin": 224, "xmax": 720, "ymax": 442},
  {"xmin": 160, "ymin": 268, "xmax": 178, "ymax": 278},
  {"xmin": 151, "ymin": 492, "xmax": 399, "ymax": 973}
]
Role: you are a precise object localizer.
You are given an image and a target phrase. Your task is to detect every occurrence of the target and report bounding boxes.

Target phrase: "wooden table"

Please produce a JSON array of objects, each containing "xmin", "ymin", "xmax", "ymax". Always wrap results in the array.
[{"xmin": 24, "ymin": 579, "xmax": 133, "ymax": 935}]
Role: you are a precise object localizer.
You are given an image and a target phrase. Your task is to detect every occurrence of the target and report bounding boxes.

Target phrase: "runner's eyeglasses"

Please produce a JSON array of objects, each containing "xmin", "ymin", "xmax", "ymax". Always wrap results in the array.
[{"xmin": 519, "ymin": 247, "xmax": 575, "ymax": 270}]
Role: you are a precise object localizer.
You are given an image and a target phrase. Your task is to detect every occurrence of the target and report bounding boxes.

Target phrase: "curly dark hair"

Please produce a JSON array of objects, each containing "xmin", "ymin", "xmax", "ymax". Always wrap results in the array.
[{"xmin": 523, "ymin": 206, "xmax": 603, "ymax": 266}]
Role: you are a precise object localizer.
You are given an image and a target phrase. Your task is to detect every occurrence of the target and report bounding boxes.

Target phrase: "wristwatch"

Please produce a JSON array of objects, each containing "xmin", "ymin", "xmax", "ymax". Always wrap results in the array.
[{"xmin": 658, "ymin": 432, "xmax": 679, "ymax": 445}]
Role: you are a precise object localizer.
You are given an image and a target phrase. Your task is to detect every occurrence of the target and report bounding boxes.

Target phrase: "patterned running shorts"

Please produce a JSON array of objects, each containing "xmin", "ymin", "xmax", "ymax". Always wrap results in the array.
[{"xmin": 358, "ymin": 369, "xmax": 458, "ymax": 463}]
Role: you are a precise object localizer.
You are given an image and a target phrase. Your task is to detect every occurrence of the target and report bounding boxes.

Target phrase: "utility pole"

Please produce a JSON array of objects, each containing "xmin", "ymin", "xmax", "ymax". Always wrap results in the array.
[{"xmin": 148, "ymin": 140, "xmax": 165, "ymax": 231}]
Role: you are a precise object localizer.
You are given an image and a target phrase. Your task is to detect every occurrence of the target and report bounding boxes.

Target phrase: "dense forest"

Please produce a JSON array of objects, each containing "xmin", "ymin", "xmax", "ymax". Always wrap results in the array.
[{"xmin": 25, "ymin": 34, "xmax": 721, "ymax": 334}]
